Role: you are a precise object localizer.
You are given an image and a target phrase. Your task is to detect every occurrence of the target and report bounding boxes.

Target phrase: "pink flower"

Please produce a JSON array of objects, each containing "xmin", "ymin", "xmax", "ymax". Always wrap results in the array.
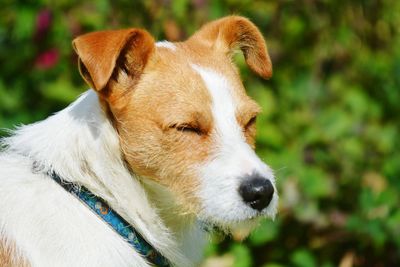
[
  {"xmin": 35, "ymin": 49, "xmax": 59, "ymax": 69},
  {"xmin": 35, "ymin": 9, "xmax": 52, "ymax": 40}
]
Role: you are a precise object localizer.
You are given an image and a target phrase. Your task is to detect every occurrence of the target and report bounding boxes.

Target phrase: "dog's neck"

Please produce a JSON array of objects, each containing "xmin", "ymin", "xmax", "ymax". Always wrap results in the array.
[{"xmin": 6, "ymin": 90, "xmax": 204, "ymax": 266}]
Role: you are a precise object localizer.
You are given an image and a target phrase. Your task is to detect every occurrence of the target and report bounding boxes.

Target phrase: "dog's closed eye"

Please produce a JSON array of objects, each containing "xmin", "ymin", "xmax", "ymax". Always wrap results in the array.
[
  {"xmin": 244, "ymin": 116, "xmax": 257, "ymax": 130},
  {"xmin": 170, "ymin": 123, "xmax": 203, "ymax": 135}
]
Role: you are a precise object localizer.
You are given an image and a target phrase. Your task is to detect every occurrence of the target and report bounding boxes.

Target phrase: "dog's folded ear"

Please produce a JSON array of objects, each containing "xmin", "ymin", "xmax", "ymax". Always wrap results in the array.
[
  {"xmin": 72, "ymin": 29, "xmax": 155, "ymax": 92},
  {"xmin": 188, "ymin": 16, "xmax": 272, "ymax": 79}
]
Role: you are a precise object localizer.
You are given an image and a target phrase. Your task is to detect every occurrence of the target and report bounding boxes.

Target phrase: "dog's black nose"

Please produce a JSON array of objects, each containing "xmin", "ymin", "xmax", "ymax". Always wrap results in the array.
[{"xmin": 239, "ymin": 176, "xmax": 274, "ymax": 211}]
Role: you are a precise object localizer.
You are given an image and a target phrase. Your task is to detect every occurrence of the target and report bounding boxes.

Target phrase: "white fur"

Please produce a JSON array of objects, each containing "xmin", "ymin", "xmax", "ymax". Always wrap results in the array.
[
  {"xmin": 191, "ymin": 65, "xmax": 278, "ymax": 228},
  {"xmin": 156, "ymin": 41, "xmax": 177, "ymax": 51},
  {"xmin": 0, "ymin": 91, "xmax": 199, "ymax": 266}
]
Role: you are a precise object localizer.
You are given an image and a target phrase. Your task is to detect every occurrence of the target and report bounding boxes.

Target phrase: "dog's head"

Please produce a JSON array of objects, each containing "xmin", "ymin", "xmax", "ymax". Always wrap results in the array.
[{"xmin": 73, "ymin": 16, "xmax": 278, "ymax": 233}]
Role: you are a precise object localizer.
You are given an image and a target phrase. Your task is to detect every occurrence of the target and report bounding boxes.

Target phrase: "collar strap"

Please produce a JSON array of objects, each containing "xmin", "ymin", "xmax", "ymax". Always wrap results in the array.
[{"xmin": 49, "ymin": 172, "xmax": 170, "ymax": 267}]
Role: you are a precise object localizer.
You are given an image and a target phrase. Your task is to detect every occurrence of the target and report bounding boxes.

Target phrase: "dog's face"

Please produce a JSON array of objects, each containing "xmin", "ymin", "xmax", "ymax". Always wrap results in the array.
[{"xmin": 73, "ymin": 16, "xmax": 278, "ymax": 232}]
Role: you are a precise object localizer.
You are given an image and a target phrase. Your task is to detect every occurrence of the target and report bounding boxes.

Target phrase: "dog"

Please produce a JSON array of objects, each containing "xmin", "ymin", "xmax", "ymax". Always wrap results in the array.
[{"xmin": 0, "ymin": 16, "xmax": 278, "ymax": 266}]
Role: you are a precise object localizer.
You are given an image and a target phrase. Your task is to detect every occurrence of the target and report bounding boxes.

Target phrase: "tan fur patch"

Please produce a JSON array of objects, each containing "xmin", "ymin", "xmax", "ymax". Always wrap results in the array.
[
  {"xmin": 0, "ymin": 237, "xmax": 29, "ymax": 267},
  {"xmin": 187, "ymin": 16, "xmax": 272, "ymax": 79},
  {"xmin": 109, "ymin": 47, "xmax": 214, "ymax": 213}
]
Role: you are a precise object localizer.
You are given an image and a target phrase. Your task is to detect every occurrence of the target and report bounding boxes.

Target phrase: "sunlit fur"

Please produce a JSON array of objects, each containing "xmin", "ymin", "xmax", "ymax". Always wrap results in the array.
[{"xmin": 0, "ymin": 16, "xmax": 276, "ymax": 266}]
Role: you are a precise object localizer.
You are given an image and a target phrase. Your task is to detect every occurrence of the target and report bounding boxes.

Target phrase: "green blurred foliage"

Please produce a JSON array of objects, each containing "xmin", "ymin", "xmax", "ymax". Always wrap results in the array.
[{"xmin": 1, "ymin": 0, "xmax": 399, "ymax": 266}]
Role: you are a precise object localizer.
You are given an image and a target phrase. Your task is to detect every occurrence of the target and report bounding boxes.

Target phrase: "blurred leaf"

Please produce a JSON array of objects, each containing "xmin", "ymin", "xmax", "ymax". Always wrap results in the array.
[
  {"xmin": 13, "ymin": 7, "xmax": 36, "ymax": 40},
  {"xmin": 291, "ymin": 249, "xmax": 317, "ymax": 267},
  {"xmin": 40, "ymin": 77, "xmax": 84, "ymax": 103},
  {"xmin": 231, "ymin": 243, "xmax": 252, "ymax": 267},
  {"xmin": 262, "ymin": 264, "xmax": 285, "ymax": 267},
  {"xmin": 249, "ymin": 219, "xmax": 279, "ymax": 245},
  {"xmin": 298, "ymin": 167, "xmax": 334, "ymax": 199}
]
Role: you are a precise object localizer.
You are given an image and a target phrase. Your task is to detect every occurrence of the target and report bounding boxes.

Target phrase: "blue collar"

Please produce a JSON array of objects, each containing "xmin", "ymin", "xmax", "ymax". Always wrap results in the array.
[{"xmin": 50, "ymin": 172, "xmax": 171, "ymax": 267}]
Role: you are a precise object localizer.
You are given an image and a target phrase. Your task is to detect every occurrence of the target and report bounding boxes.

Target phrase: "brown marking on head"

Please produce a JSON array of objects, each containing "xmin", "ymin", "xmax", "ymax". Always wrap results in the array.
[
  {"xmin": 187, "ymin": 15, "xmax": 273, "ymax": 79},
  {"xmin": 72, "ymin": 28, "xmax": 155, "ymax": 103},
  {"xmin": 109, "ymin": 48, "xmax": 214, "ymax": 212},
  {"xmin": 73, "ymin": 16, "xmax": 272, "ymax": 214}
]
